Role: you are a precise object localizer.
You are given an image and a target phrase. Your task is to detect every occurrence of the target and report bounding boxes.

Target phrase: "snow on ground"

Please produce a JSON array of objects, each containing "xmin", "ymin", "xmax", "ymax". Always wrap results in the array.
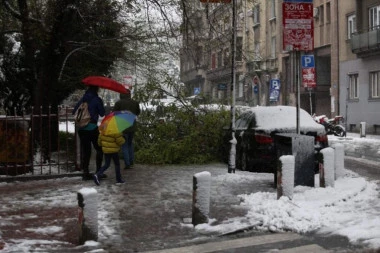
[
  {"xmin": 196, "ymin": 169, "xmax": 380, "ymax": 249},
  {"xmin": 0, "ymin": 123, "xmax": 375, "ymax": 252}
]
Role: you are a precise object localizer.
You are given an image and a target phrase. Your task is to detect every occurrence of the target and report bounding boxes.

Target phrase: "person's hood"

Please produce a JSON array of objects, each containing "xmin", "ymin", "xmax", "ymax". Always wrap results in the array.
[
  {"xmin": 83, "ymin": 90, "xmax": 98, "ymax": 102},
  {"xmin": 120, "ymin": 93, "xmax": 131, "ymax": 100}
]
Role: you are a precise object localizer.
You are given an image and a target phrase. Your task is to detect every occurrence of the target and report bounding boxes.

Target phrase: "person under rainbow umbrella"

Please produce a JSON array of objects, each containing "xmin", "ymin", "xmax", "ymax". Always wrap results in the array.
[
  {"xmin": 94, "ymin": 110, "xmax": 137, "ymax": 186},
  {"xmin": 99, "ymin": 110, "xmax": 137, "ymax": 135}
]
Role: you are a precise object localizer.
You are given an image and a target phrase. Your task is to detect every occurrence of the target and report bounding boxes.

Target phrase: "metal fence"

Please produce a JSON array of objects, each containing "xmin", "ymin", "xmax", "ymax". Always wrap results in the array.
[{"xmin": 0, "ymin": 106, "xmax": 79, "ymax": 180}]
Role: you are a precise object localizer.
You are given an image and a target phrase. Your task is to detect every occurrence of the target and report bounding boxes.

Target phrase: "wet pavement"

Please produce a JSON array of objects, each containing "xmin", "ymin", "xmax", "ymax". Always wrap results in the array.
[{"xmin": 0, "ymin": 162, "xmax": 373, "ymax": 252}]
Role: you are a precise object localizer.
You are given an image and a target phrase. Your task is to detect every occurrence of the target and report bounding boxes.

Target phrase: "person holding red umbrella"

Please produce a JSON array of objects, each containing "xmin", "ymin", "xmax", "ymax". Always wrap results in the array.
[{"xmin": 73, "ymin": 85, "xmax": 105, "ymax": 180}]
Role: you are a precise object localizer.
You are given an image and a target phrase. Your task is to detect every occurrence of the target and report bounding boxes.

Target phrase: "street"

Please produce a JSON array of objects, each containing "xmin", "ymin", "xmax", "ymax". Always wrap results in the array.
[{"xmin": 345, "ymin": 157, "xmax": 380, "ymax": 181}]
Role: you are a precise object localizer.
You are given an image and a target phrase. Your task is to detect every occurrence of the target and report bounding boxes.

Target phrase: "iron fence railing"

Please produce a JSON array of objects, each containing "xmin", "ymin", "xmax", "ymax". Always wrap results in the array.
[{"xmin": 0, "ymin": 106, "xmax": 80, "ymax": 179}]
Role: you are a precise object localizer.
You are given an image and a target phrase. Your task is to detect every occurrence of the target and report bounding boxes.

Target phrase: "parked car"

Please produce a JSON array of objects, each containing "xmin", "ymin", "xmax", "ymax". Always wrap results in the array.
[{"xmin": 222, "ymin": 106, "xmax": 328, "ymax": 173}]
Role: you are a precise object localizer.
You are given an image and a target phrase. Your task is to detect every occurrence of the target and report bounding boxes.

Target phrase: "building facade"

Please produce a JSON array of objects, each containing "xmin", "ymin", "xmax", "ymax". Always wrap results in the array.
[
  {"xmin": 180, "ymin": 0, "xmax": 380, "ymax": 133},
  {"xmin": 340, "ymin": 0, "xmax": 380, "ymax": 133},
  {"xmin": 180, "ymin": 0, "xmax": 284, "ymax": 106}
]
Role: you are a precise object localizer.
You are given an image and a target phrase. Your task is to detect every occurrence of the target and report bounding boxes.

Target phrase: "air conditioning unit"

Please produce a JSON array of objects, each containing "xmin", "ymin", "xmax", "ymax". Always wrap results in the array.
[{"xmin": 313, "ymin": 7, "xmax": 319, "ymax": 18}]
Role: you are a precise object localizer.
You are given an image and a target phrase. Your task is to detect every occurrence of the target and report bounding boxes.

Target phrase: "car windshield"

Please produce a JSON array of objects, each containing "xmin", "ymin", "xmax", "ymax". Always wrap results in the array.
[{"xmin": 236, "ymin": 112, "xmax": 255, "ymax": 129}]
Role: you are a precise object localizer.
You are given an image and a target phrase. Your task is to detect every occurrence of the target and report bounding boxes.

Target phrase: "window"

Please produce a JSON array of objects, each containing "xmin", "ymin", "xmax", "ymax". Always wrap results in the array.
[
  {"xmin": 254, "ymin": 41, "xmax": 261, "ymax": 60},
  {"xmin": 217, "ymin": 51, "xmax": 223, "ymax": 68},
  {"xmin": 224, "ymin": 16, "xmax": 230, "ymax": 31},
  {"xmin": 370, "ymin": 71, "xmax": 380, "ymax": 98},
  {"xmin": 326, "ymin": 2, "xmax": 331, "ymax": 23},
  {"xmin": 347, "ymin": 14, "xmax": 357, "ymax": 39},
  {"xmin": 211, "ymin": 53, "xmax": 216, "ymax": 69},
  {"xmin": 270, "ymin": 36, "xmax": 276, "ymax": 58},
  {"xmin": 319, "ymin": 5, "xmax": 324, "ymax": 24},
  {"xmin": 270, "ymin": 0, "xmax": 276, "ymax": 19},
  {"xmin": 369, "ymin": 5, "xmax": 380, "ymax": 30},
  {"xmin": 236, "ymin": 37, "xmax": 243, "ymax": 61},
  {"xmin": 253, "ymin": 5, "xmax": 260, "ymax": 25},
  {"xmin": 349, "ymin": 74, "xmax": 359, "ymax": 99},
  {"xmin": 223, "ymin": 48, "xmax": 230, "ymax": 66}
]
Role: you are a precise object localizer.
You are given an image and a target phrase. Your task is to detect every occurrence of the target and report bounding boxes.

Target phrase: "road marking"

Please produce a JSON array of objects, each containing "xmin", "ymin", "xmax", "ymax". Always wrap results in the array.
[{"xmin": 143, "ymin": 233, "xmax": 307, "ymax": 253}]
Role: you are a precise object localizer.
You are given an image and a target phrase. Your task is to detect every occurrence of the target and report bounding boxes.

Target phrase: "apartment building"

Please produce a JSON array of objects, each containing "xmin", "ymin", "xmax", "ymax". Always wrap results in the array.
[
  {"xmin": 340, "ymin": 0, "xmax": 380, "ymax": 133},
  {"xmin": 180, "ymin": 0, "xmax": 380, "ymax": 133},
  {"xmin": 180, "ymin": 0, "xmax": 283, "ymax": 106}
]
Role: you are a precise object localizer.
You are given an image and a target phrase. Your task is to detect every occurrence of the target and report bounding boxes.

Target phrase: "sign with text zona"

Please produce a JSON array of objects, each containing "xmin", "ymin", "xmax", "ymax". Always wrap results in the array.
[
  {"xmin": 282, "ymin": 2, "xmax": 314, "ymax": 51},
  {"xmin": 200, "ymin": 0, "xmax": 231, "ymax": 3}
]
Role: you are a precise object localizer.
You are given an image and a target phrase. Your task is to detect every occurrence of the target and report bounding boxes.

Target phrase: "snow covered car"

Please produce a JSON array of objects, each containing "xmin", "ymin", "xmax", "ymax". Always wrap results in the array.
[{"xmin": 222, "ymin": 106, "xmax": 328, "ymax": 173}]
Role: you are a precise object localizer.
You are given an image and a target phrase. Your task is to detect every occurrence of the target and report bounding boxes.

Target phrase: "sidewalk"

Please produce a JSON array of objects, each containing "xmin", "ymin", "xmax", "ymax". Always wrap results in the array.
[{"xmin": 0, "ymin": 162, "xmax": 373, "ymax": 252}]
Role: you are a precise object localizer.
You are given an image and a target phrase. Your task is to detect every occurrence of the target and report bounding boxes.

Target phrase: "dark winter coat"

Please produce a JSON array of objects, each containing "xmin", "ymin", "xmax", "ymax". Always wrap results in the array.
[
  {"xmin": 73, "ymin": 88, "xmax": 105, "ymax": 125},
  {"xmin": 113, "ymin": 93, "xmax": 141, "ymax": 133}
]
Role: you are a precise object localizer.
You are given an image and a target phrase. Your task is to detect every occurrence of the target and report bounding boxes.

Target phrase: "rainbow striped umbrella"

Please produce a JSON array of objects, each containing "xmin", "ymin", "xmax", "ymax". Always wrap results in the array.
[{"xmin": 99, "ymin": 111, "xmax": 136, "ymax": 135}]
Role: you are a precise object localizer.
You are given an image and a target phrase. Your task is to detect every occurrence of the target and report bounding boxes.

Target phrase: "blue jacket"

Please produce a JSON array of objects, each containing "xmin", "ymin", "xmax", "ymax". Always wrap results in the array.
[{"xmin": 73, "ymin": 90, "xmax": 105, "ymax": 125}]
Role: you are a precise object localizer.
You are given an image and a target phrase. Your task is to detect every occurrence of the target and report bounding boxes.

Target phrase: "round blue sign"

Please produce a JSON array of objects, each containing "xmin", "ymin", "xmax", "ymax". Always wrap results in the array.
[{"xmin": 253, "ymin": 85, "xmax": 259, "ymax": 94}]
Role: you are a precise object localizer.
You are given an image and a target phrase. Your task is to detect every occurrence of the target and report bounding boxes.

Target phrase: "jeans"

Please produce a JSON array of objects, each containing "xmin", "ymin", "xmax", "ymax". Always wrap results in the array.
[
  {"xmin": 122, "ymin": 132, "xmax": 134, "ymax": 167},
  {"xmin": 97, "ymin": 153, "xmax": 123, "ymax": 182},
  {"xmin": 78, "ymin": 128, "xmax": 103, "ymax": 175}
]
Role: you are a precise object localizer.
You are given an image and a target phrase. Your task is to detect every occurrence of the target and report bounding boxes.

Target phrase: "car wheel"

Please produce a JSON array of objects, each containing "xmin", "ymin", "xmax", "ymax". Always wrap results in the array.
[{"xmin": 241, "ymin": 150, "xmax": 248, "ymax": 171}]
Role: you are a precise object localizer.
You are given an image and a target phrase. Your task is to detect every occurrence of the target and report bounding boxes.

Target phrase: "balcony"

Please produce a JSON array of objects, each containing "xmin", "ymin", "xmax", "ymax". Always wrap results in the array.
[{"xmin": 351, "ymin": 28, "xmax": 380, "ymax": 56}]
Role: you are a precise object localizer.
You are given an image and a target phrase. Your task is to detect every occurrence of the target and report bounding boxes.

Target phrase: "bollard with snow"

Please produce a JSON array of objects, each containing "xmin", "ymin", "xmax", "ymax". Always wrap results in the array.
[
  {"xmin": 360, "ymin": 122, "xmax": 366, "ymax": 138},
  {"xmin": 319, "ymin": 148, "xmax": 335, "ymax": 188},
  {"xmin": 78, "ymin": 188, "xmax": 98, "ymax": 244},
  {"xmin": 192, "ymin": 171, "xmax": 211, "ymax": 226},
  {"xmin": 228, "ymin": 133, "xmax": 237, "ymax": 173},
  {"xmin": 332, "ymin": 143, "xmax": 345, "ymax": 179},
  {"xmin": 277, "ymin": 155, "xmax": 295, "ymax": 200}
]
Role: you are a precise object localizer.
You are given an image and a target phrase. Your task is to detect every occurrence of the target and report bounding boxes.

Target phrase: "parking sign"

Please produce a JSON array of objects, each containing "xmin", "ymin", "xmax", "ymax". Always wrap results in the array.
[
  {"xmin": 301, "ymin": 55, "xmax": 316, "ymax": 88},
  {"xmin": 269, "ymin": 79, "xmax": 281, "ymax": 102},
  {"xmin": 301, "ymin": 55, "xmax": 315, "ymax": 68}
]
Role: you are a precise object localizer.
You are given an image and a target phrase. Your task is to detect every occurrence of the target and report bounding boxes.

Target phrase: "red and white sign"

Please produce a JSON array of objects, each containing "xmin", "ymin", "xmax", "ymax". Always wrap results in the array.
[
  {"xmin": 200, "ymin": 0, "xmax": 231, "ymax": 3},
  {"xmin": 282, "ymin": 2, "xmax": 314, "ymax": 51},
  {"xmin": 123, "ymin": 75, "xmax": 133, "ymax": 90},
  {"xmin": 302, "ymin": 68, "xmax": 316, "ymax": 88}
]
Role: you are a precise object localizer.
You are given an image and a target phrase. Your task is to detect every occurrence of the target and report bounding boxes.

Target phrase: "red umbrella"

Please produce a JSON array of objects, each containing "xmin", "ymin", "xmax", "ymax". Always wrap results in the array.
[{"xmin": 82, "ymin": 76, "xmax": 129, "ymax": 94}]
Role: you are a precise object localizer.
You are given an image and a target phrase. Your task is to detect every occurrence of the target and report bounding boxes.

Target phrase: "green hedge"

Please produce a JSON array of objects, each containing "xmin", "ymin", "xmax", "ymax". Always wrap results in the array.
[{"xmin": 134, "ymin": 104, "xmax": 230, "ymax": 164}]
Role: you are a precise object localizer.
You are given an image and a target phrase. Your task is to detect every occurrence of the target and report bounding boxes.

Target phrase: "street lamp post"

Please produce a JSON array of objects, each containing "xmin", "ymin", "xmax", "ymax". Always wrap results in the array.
[{"xmin": 228, "ymin": 0, "xmax": 237, "ymax": 173}]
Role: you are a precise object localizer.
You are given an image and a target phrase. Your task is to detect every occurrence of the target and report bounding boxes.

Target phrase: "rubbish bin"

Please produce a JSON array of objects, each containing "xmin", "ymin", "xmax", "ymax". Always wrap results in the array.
[
  {"xmin": 360, "ymin": 122, "xmax": 366, "ymax": 138},
  {"xmin": 274, "ymin": 133, "xmax": 315, "ymax": 187},
  {"xmin": 0, "ymin": 118, "xmax": 32, "ymax": 175}
]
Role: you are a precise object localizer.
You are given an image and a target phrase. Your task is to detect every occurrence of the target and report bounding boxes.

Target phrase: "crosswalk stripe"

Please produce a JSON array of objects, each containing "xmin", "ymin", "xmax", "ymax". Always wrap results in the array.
[
  {"xmin": 142, "ymin": 233, "xmax": 305, "ymax": 253},
  {"xmin": 279, "ymin": 244, "xmax": 329, "ymax": 253}
]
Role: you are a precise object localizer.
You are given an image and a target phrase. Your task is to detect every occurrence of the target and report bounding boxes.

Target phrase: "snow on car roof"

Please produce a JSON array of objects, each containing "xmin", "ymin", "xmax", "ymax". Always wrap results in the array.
[{"xmin": 241, "ymin": 106, "xmax": 325, "ymax": 134}]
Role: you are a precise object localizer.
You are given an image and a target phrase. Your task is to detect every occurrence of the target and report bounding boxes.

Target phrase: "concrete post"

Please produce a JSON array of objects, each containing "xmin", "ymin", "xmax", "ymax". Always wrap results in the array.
[
  {"xmin": 320, "ymin": 148, "xmax": 335, "ymax": 188},
  {"xmin": 192, "ymin": 171, "xmax": 211, "ymax": 226},
  {"xmin": 332, "ymin": 143, "xmax": 344, "ymax": 179},
  {"xmin": 360, "ymin": 122, "xmax": 366, "ymax": 138},
  {"xmin": 78, "ymin": 188, "xmax": 98, "ymax": 244},
  {"xmin": 277, "ymin": 155, "xmax": 295, "ymax": 200}
]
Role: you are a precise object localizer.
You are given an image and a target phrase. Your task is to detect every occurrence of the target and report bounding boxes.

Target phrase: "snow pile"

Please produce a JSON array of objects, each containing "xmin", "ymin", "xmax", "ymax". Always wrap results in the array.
[{"xmin": 196, "ymin": 171, "xmax": 380, "ymax": 248}]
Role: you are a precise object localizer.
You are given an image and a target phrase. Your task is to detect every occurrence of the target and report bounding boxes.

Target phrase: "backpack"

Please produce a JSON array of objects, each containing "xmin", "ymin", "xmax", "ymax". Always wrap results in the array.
[{"xmin": 74, "ymin": 101, "xmax": 92, "ymax": 128}]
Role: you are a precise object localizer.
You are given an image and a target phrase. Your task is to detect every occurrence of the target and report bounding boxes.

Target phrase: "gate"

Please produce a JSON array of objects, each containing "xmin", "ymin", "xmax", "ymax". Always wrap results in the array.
[{"xmin": 0, "ymin": 106, "xmax": 80, "ymax": 180}]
